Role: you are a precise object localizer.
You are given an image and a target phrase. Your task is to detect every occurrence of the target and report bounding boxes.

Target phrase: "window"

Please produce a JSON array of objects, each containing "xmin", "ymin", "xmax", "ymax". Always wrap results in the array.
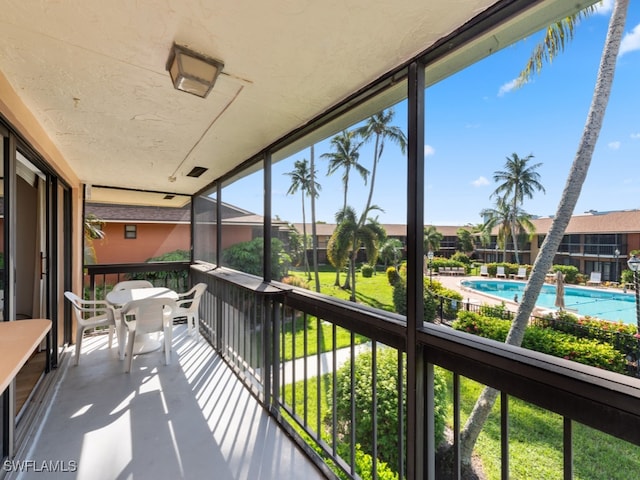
[{"xmin": 124, "ymin": 224, "xmax": 137, "ymax": 239}]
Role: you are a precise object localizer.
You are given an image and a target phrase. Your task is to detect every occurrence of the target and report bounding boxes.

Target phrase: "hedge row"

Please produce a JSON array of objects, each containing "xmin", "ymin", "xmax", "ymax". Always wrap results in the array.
[
  {"xmin": 534, "ymin": 310, "xmax": 638, "ymax": 358},
  {"xmin": 453, "ymin": 311, "xmax": 627, "ymax": 373}
]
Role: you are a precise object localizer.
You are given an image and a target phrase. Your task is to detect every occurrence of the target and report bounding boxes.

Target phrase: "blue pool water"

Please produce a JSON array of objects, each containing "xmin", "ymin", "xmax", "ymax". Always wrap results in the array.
[{"xmin": 461, "ymin": 279, "xmax": 637, "ymax": 324}]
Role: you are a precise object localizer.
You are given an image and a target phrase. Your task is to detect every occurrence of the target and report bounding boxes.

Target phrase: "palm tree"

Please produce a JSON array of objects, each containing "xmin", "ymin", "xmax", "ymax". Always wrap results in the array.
[
  {"xmin": 84, "ymin": 213, "xmax": 105, "ymax": 265},
  {"xmin": 480, "ymin": 198, "xmax": 534, "ymax": 264},
  {"xmin": 322, "ymin": 130, "xmax": 368, "ymax": 284},
  {"xmin": 480, "ymin": 200, "xmax": 511, "ymax": 262},
  {"xmin": 491, "ymin": 153, "xmax": 544, "ymax": 264},
  {"xmin": 309, "ymin": 145, "xmax": 321, "ymax": 292},
  {"xmin": 423, "ymin": 225, "xmax": 443, "ymax": 255},
  {"xmin": 457, "ymin": 1, "xmax": 629, "ymax": 470},
  {"xmin": 285, "ymin": 159, "xmax": 320, "ymax": 280},
  {"xmin": 329, "ymin": 206, "xmax": 384, "ymax": 301},
  {"xmin": 456, "ymin": 227, "xmax": 475, "ymax": 256},
  {"xmin": 355, "ymin": 109, "xmax": 407, "ymax": 220},
  {"xmin": 380, "ymin": 238, "xmax": 404, "ymax": 270},
  {"xmin": 322, "ymin": 130, "xmax": 368, "ymax": 214}
]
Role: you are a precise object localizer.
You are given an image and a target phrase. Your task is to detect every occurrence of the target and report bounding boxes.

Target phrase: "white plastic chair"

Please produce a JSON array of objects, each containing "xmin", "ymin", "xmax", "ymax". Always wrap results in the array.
[
  {"xmin": 587, "ymin": 271, "xmax": 602, "ymax": 286},
  {"xmin": 514, "ymin": 267, "xmax": 527, "ymax": 280},
  {"xmin": 496, "ymin": 266, "xmax": 506, "ymax": 278},
  {"xmin": 113, "ymin": 280, "xmax": 153, "ymax": 291},
  {"xmin": 173, "ymin": 283, "xmax": 207, "ymax": 340},
  {"xmin": 121, "ymin": 297, "xmax": 175, "ymax": 373},
  {"xmin": 64, "ymin": 291, "xmax": 122, "ymax": 365},
  {"xmin": 479, "ymin": 265, "xmax": 489, "ymax": 277}
]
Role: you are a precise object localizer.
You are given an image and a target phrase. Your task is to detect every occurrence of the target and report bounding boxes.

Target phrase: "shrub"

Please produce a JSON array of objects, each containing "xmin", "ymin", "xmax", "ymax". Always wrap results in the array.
[
  {"xmin": 335, "ymin": 444, "xmax": 399, "ymax": 480},
  {"xmin": 386, "ymin": 266, "xmax": 400, "ymax": 285},
  {"xmin": 128, "ymin": 249, "xmax": 190, "ymax": 289},
  {"xmin": 222, "ymin": 237, "xmax": 290, "ymax": 280},
  {"xmin": 432, "ymin": 258, "xmax": 466, "ymax": 274},
  {"xmin": 453, "ymin": 311, "xmax": 626, "ymax": 373},
  {"xmin": 281, "ymin": 275, "xmax": 310, "ymax": 289},
  {"xmin": 450, "ymin": 252, "xmax": 471, "ymax": 265},
  {"xmin": 534, "ymin": 310, "xmax": 637, "ymax": 357},
  {"xmin": 330, "ymin": 348, "xmax": 447, "ymax": 475},
  {"xmin": 621, "ymin": 269, "xmax": 634, "ymax": 285},
  {"xmin": 392, "ymin": 278, "xmax": 437, "ymax": 322},
  {"xmin": 361, "ymin": 264, "xmax": 374, "ymax": 278},
  {"xmin": 551, "ymin": 265, "xmax": 579, "ymax": 284},
  {"xmin": 479, "ymin": 301, "xmax": 513, "ymax": 320},
  {"xmin": 427, "ymin": 280, "xmax": 464, "ymax": 320}
]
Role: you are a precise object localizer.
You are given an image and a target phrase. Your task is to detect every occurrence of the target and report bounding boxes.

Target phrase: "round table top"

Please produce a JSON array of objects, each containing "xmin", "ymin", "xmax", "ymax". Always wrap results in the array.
[{"xmin": 106, "ymin": 287, "xmax": 178, "ymax": 306}]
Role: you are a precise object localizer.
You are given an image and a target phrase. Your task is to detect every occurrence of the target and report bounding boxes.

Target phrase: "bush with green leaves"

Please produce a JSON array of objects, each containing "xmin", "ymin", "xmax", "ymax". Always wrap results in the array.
[
  {"xmin": 484, "ymin": 262, "xmax": 522, "ymax": 277},
  {"xmin": 334, "ymin": 444, "xmax": 398, "ymax": 480},
  {"xmin": 392, "ymin": 278, "xmax": 437, "ymax": 322},
  {"xmin": 361, "ymin": 264, "xmax": 374, "ymax": 278},
  {"xmin": 432, "ymin": 258, "xmax": 466, "ymax": 274},
  {"xmin": 329, "ymin": 348, "xmax": 447, "ymax": 475},
  {"xmin": 551, "ymin": 264, "xmax": 579, "ymax": 284},
  {"xmin": 426, "ymin": 280, "xmax": 464, "ymax": 320},
  {"xmin": 621, "ymin": 269, "xmax": 634, "ymax": 285},
  {"xmin": 453, "ymin": 311, "xmax": 627, "ymax": 373},
  {"xmin": 450, "ymin": 252, "xmax": 470, "ymax": 265},
  {"xmin": 478, "ymin": 301, "xmax": 513, "ymax": 320},
  {"xmin": 128, "ymin": 249, "xmax": 190, "ymax": 289},
  {"xmin": 386, "ymin": 266, "xmax": 399, "ymax": 285},
  {"xmin": 281, "ymin": 275, "xmax": 310, "ymax": 289},
  {"xmin": 534, "ymin": 310, "xmax": 637, "ymax": 357},
  {"xmin": 222, "ymin": 237, "xmax": 290, "ymax": 280}
]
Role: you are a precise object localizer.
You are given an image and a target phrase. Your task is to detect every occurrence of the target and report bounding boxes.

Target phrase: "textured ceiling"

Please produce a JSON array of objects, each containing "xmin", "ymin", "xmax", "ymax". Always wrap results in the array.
[
  {"xmin": 1, "ymin": 0, "xmax": 597, "ymax": 207},
  {"xmin": 0, "ymin": 0, "xmax": 502, "ymax": 201}
]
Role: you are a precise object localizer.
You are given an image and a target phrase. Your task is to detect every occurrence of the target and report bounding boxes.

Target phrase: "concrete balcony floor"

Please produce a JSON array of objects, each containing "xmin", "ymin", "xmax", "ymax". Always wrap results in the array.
[{"xmin": 11, "ymin": 326, "xmax": 326, "ymax": 480}]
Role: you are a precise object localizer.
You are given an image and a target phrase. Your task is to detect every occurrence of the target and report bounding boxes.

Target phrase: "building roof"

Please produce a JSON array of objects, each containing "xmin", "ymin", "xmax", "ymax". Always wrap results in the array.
[
  {"xmin": 86, "ymin": 205, "xmax": 640, "ymax": 237},
  {"xmin": 530, "ymin": 210, "xmax": 640, "ymax": 234},
  {"xmin": 86, "ymin": 203, "xmax": 191, "ymax": 224}
]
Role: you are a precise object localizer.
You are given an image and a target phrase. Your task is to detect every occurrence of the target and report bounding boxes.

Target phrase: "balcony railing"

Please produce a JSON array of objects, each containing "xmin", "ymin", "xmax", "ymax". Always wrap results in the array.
[
  {"xmin": 189, "ymin": 265, "xmax": 640, "ymax": 479},
  {"xmin": 83, "ymin": 262, "xmax": 640, "ymax": 479}
]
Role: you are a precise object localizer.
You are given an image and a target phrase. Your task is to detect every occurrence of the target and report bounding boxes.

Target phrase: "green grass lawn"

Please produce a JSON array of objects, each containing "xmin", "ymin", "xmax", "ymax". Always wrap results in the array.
[
  {"xmin": 448, "ymin": 372, "xmax": 640, "ymax": 479},
  {"xmin": 281, "ymin": 314, "xmax": 368, "ymax": 362},
  {"xmin": 288, "ymin": 268, "xmax": 395, "ymax": 312}
]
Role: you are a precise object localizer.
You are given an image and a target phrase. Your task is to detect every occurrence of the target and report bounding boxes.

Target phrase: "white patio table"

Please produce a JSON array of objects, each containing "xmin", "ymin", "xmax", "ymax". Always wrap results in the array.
[{"xmin": 106, "ymin": 287, "xmax": 178, "ymax": 354}]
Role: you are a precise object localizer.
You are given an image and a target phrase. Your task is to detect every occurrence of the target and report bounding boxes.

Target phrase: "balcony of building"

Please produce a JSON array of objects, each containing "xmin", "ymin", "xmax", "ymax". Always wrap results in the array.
[
  {"xmin": 9, "ymin": 262, "xmax": 640, "ymax": 480},
  {"xmin": 3, "ymin": 1, "xmax": 639, "ymax": 479},
  {"xmin": 9, "ymin": 323, "xmax": 325, "ymax": 480}
]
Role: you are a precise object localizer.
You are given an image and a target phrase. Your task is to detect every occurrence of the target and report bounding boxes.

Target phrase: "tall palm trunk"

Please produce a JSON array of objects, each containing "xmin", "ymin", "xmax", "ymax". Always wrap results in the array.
[
  {"xmin": 361, "ymin": 134, "xmax": 381, "ymax": 225},
  {"xmin": 458, "ymin": 0, "xmax": 628, "ymax": 467},
  {"xmin": 300, "ymin": 190, "xmax": 311, "ymax": 279},
  {"xmin": 310, "ymin": 146, "xmax": 321, "ymax": 292},
  {"xmin": 510, "ymin": 202, "xmax": 520, "ymax": 264}
]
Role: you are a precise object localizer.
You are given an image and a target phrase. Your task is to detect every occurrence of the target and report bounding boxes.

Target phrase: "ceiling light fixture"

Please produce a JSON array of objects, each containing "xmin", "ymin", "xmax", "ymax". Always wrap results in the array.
[{"xmin": 166, "ymin": 44, "xmax": 224, "ymax": 98}]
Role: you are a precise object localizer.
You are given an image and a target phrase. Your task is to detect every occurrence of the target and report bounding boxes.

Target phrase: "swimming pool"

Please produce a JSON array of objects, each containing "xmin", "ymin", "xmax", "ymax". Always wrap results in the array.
[{"xmin": 461, "ymin": 279, "xmax": 637, "ymax": 324}]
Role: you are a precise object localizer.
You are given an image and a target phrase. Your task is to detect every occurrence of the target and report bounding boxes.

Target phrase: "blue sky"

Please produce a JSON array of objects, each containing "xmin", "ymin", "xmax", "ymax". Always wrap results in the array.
[{"xmin": 228, "ymin": 1, "xmax": 640, "ymax": 226}]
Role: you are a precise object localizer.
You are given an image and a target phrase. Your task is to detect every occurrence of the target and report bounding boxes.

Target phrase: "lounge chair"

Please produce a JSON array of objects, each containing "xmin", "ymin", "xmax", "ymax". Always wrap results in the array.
[
  {"xmin": 479, "ymin": 265, "xmax": 489, "ymax": 277},
  {"xmin": 586, "ymin": 271, "xmax": 602, "ymax": 286},
  {"xmin": 512, "ymin": 267, "xmax": 527, "ymax": 280},
  {"xmin": 496, "ymin": 266, "xmax": 506, "ymax": 278}
]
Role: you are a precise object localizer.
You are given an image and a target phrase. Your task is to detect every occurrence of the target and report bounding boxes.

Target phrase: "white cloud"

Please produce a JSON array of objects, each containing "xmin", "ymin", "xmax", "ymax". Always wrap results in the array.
[
  {"xmin": 631, "ymin": 133, "xmax": 640, "ymax": 140},
  {"xmin": 498, "ymin": 79, "xmax": 519, "ymax": 97},
  {"xmin": 471, "ymin": 176, "xmax": 490, "ymax": 187},
  {"xmin": 608, "ymin": 141, "xmax": 621, "ymax": 150},
  {"xmin": 620, "ymin": 23, "xmax": 640, "ymax": 57},
  {"xmin": 424, "ymin": 144, "xmax": 435, "ymax": 157},
  {"xmin": 595, "ymin": 0, "xmax": 613, "ymax": 15}
]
